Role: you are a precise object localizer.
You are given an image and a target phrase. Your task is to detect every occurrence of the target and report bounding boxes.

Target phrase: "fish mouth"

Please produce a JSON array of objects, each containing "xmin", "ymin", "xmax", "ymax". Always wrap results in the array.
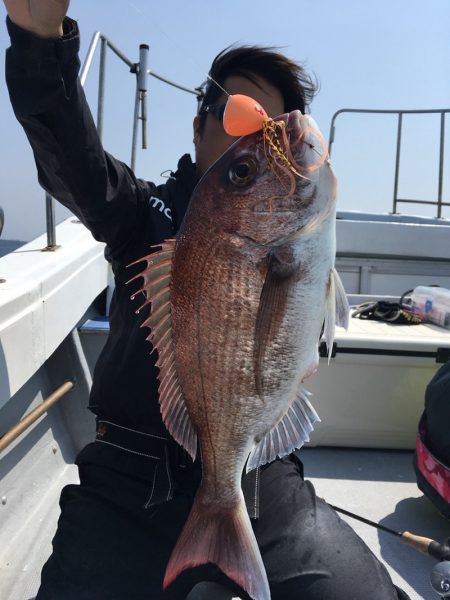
[
  {"xmin": 269, "ymin": 110, "xmax": 328, "ymax": 173},
  {"xmin": 251, "ymin": 111, "xmax": 327, "ymax": 215},
  {"xmin": 290, "ymin": 112, "xmax": 328, "ymax": 171}
]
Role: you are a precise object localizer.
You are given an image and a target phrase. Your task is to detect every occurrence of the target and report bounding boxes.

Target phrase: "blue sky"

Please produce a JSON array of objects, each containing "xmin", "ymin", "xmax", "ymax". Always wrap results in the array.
[{"xmin": 1, "ymin": 0, "xmax": 449, "ymax": 241}]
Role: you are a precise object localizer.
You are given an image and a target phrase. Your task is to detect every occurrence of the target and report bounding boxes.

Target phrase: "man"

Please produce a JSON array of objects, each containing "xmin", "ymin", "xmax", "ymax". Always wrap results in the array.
[{"xmin": 4, "ymin": 2, "xmax": 411, "ymax": 598}]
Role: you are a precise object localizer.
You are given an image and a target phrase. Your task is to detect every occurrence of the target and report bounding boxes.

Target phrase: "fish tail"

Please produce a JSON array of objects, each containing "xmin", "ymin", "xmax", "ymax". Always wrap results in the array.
[{"xmin": 163, "ymin": 488, "xmax": 270, "ymax": 600}]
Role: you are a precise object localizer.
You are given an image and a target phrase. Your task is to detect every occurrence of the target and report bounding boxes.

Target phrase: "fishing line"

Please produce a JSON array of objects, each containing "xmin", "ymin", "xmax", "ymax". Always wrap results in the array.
[
  {"xmin": 206, "ymin": 76, "xmax": 230, "ymax": 97},
  {"xmin": 127, "ymin": 0, "xmax": 202, "ymax": 71},
  {"xmin": 126, "ymin": 1, "xmax": 227, "ymax": 99},
  {"xmin": 125, "ymin": 0, "xmax": 327, "ymax": 174}
]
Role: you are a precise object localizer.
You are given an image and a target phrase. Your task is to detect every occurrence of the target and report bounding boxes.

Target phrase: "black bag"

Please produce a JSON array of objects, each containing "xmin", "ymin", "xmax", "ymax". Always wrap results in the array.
[
  {"xmin": 352, "ymin": 289, "xmax": 423, "ymax": 325},
  {"xmin": 413, "ymin": 360, "xmax": 450, "ymax": 519}
]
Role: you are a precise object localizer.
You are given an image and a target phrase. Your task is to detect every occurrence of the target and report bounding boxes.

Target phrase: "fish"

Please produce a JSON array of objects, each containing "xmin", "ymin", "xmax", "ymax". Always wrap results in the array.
[{"xmin": 129, "ymin": 110, "xmax": 349, "ymax": 600}]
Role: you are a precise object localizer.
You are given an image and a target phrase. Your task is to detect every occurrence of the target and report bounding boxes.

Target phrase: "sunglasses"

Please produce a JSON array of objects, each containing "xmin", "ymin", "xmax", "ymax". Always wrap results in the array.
[{"xmin": 201, "ymin": 103, "xmax": 227, "ymax": 121}]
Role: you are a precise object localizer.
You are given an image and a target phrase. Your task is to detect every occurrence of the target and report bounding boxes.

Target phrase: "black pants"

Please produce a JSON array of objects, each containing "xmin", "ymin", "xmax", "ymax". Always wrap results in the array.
[{"xmin": 37, "ymin": 442, "xmax": 410, "ymax": 600}]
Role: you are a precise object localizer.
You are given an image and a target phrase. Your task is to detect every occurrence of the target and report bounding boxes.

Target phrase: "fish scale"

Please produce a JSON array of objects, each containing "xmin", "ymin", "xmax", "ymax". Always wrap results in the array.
[{"xmin": 181, "ymin": 240, "xmax": 264, "ymax": 463}]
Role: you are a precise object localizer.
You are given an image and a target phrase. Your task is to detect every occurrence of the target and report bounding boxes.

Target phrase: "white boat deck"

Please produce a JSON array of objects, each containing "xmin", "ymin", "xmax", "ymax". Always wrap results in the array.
[
  {"xmin": 304, "ymin": 447, "xmax": 450, "ymax": 600},
  {"xmin": 1, "ymin": 445, "xmax": 448, "ymax": 600}
]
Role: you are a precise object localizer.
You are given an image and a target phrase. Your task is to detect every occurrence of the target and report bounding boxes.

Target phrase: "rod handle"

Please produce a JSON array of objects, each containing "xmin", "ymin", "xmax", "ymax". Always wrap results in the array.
[
  {"xmin": 402, "ymin": 532, "xmax": 450, "ymax": 560},
  {"xmin": 402, "ymin": 531, "xmax": 435, "ymax": 555}
]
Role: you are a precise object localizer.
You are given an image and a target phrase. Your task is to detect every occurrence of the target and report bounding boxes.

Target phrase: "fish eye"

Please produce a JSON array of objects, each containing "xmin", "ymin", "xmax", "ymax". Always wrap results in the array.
[{"xmin": 228, "ymin": 157, "xmax": 258, "ymax": 187}]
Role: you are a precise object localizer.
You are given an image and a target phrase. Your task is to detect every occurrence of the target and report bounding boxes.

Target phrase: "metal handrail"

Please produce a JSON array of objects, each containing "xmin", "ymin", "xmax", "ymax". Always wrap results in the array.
[
  {"xmin": 0, "ymin": 381, "xmax": 75, "ymax": 454},
  {"xmin": 45, "ymin": 31, "xmax": 200, "ymax": 249},
  {"xmin": 328, "ymin": 108, "xmax": 450, "ymax": 219}
]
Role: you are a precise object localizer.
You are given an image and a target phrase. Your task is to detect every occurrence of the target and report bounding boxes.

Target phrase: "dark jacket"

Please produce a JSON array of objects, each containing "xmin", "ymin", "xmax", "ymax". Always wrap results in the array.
[
  {"xmin": 5, "ymin": 18, "xmax": 265, "ymax": 517},
  {"xmin": 5, "ymin": 16, "xmax": 199, "ymax": 437}
]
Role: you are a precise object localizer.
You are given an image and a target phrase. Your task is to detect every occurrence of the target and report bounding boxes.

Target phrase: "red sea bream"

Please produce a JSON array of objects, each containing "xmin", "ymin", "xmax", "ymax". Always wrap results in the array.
[{"xmin": 130, "ymin": 110, "xmax": 349, "ymax": 600}]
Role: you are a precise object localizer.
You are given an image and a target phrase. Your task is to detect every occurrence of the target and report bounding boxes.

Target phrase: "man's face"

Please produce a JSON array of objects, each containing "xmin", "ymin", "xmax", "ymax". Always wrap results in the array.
[{"xmin": 193, "ymin": 74, "xmax": 285, "ymax": 177}]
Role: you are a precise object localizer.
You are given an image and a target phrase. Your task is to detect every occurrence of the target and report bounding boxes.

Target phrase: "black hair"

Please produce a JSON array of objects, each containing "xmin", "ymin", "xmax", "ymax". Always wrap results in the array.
[{"xmin": 197, "ymin": 45, "xmax": 318, "ymax": 130}]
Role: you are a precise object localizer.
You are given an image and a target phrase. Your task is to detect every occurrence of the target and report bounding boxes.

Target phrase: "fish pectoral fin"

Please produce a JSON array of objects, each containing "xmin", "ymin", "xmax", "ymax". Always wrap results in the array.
[
  {"xmin": 246, "ymin": 388, "xmax": 320, "ymax": 473},
  {"xmin": 127, "ymin": 239, "xmax": 198, "ymax": 461},
  {"xmin": 323, "ymin": 268, "xmax": 349, "ymax": 362},
  {"xmin": 254, "ymin": 246, "xmax": 301, "ymax": 397},
  {"xmin": 333, "ymin": 268, "xmax": 350, "ymax": 329}
]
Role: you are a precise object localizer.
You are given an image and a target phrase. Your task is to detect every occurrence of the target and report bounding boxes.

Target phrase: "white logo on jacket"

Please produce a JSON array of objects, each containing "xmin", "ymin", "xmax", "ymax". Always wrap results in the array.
[{"xmin": 149, "ymin": 196, "xmax": 172, "ymax": 221}]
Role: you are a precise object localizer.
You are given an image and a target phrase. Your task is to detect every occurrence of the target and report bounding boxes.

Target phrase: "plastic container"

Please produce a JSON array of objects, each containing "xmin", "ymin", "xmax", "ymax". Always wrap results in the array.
[{"xmin": 410, "ymin": 286, "xmax": 450, "ymax": 329}]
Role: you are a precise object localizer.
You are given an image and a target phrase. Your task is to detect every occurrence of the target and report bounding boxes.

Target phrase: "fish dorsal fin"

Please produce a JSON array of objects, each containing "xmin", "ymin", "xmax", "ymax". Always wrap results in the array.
[
  {"xmin": 246, "ymin": 388, "xmax": 320, "ymax": 473},
  {"xmin": 128, "ymin": 240, "xmax": 198, "ymax": 461},
  {"xmin": 323, "ymin": 268, "xmax": 349, "ymax": 362}
]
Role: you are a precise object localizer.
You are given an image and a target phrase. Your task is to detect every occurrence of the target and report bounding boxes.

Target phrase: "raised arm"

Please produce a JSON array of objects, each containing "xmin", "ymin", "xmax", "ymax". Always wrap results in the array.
[
  {"xmin": 4, "ymin": 0, "xmax": 68, "ymax": 38},
  {"xmin": 4, "ymin": 1, "xmax": 159, "ymax": 259}
]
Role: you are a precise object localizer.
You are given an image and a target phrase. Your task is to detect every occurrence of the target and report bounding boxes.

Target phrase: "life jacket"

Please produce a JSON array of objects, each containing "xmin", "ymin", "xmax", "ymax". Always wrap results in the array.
[{"xmin": 414, "ymin": 360, "xmax": 450, "ymax": 520}]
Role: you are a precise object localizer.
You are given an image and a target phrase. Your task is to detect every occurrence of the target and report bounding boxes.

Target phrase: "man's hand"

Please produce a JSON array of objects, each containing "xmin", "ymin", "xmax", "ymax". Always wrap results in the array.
[{"xmin": 4, "ymin": 0, "xmax": 70, "ymax": 38}]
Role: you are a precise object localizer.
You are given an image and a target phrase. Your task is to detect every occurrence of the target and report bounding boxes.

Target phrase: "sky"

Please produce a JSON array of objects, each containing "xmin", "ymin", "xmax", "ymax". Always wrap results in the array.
[{"xmin": 1, "ymin": 0, "xmax": 449, "ymax": 241}]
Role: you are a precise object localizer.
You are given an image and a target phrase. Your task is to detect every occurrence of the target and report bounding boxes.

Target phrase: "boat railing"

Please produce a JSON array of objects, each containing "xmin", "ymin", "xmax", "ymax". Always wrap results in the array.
[
  {"xmin": 44, "ymin": 31, "xmax": 202, "ymax": 250},
  {"xmin": 328, "ymin": 108, "xmax": 450, "ymax": 219},
  {"xmin": 0, "ymin": 381, "xmax": 74, "ymax": 454}
]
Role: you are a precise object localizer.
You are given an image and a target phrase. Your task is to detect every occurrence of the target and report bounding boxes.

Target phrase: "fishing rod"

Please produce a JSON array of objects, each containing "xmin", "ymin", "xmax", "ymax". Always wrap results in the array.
[
  {"xmin": 328, "ymin": 502, "xmax": 450, "ymax": 598},
  {"xmin": 329, "ymin": 502, "xmax": 450, "ymax": 561}
]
